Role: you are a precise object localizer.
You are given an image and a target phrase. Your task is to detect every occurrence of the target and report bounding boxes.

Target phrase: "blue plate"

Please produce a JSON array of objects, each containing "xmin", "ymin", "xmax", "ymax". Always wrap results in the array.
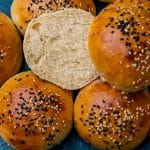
[{"xmin": 0, "ymin": 0, "xmax": 149, "ymax": 149}]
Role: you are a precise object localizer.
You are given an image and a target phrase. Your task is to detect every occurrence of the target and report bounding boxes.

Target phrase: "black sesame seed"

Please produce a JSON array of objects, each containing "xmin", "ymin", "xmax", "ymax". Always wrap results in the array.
[
  {"xmin": 102, "ymin": 100, "xmax": 106, "ymax": 103},
  {"xmin": 20, "ymin": 140, "xmax": 25, "ymax": 144}
]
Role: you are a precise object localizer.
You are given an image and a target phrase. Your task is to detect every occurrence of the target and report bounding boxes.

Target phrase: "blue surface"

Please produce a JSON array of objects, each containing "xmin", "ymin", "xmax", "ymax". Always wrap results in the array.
[{"xmin": 0, "ymin": 0, "xmax": 149, "ymax": 149}]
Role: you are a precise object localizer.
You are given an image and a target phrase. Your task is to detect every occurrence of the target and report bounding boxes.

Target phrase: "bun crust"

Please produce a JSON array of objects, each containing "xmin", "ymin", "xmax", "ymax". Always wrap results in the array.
[
  {"xmin": 11, "ymin": 0, "xmax": 96, "ymax": 35},
  {"xmin": 88, "ymin": 0, "xmax": 150, "ymax": 92},
  {"xmin": 0, "ymin": 13, "xmax": 22, "ymax": 86},
  {"xmin": 98, "ymin": 0, "xmax": 150, "ymax": 4},
  {"xmin": 0, "ymin": 71, "xmax": 73, "ymax": 150},
  {"xmin": 98, "ymin": 0, "xmax": 115, "ymax": 3},
  {"xmin": 74, "ymin": 79, "xmax": 150, "ymax": 150},
  {"xmin": 24, "ymin": 9, "xmax": 99, "ymax": 90}
]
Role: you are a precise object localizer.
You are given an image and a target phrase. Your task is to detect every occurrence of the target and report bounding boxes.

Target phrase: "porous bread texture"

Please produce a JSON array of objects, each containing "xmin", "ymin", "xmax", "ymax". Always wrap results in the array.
[{"xmin": 24, "ymin": 8, "xmax": 99, "ymax": 90}]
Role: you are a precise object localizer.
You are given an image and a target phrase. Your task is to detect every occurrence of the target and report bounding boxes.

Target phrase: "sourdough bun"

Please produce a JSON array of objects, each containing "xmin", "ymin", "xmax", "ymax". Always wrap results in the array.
[
  {"xmin": 24, "ymin": 8, "xmax": 99, "ymax": 90},
  {"xmin": 11, "ymin": 0, "xmax": 96, "ymax": 35},
  {"xmin": 74, "ymin": 79, "xmax": 150, "ymax": 150},
  {"xmin": 0, "ymin": 13, "xmax": 22, "ymax": 86},
  {"xmin": 88, "ymin": 0, "xmax": 150, "ymax": 92},
  {"xmin": 0, "ymin": 71, "xmax": 73, "ymax": 150}
]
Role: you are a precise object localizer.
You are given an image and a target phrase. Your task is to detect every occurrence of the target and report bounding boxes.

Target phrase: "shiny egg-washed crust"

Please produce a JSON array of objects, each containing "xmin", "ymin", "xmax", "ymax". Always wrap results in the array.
[
  {"xmin": 11, "ymin": 0, "xmax": 96, "ymax": 35},
  {"xmin": 0, "ymin": 13, "xmax": 22, "ymax": 86},
  {"xmin": 0, "ymin": 71, "xmax": 73, "ymax": 150},
  {"xmin": 74, "ymin": 79, "xmax": 150, "ymax": 150},
  {"xmin": 88, "ymin": 0, "xmax": 150, "ymax": 92}
]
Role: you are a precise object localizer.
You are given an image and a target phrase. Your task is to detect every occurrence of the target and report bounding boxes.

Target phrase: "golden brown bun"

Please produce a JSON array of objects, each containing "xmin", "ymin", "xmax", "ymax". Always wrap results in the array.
[
  {"xmin": 0, "ymin": 13, "xmax": 22, "ymax": 86},
  {"xmin": 11, "ymin": 0, "xmax": 96, "ymax": 35},
  {"xmin": 88, "ymin": 0, "xmax": 150, "ymax": 92},
  {"xmin": 74, "ymin": 79, "xmax": 150, "ymax": 150},
  {"xmin": 0, "ymin": 71, "xmax": 73, "ymax": 150}
]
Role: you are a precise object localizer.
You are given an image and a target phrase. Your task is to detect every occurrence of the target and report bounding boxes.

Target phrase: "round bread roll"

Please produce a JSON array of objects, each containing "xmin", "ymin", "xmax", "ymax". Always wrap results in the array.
[
  {"xmin": 0, "ymin": 71, "xmax": 73, "ymax": 150},
  {"xmin": 11, "ymin": 0, "xmax": 96, "ymax": 35},
  {"xmin": 74, "ymin": 79, "xmax": 150, "ymax": 150},
  {"xmin": 0, "ymin": 13, "xmax": 22, "ymax": 86},
  {"xmin": 24, "ymin": 8, "xmax": 99, "ymax": 90},
  {"xmin": 88, "ymin": 0, "xmax": 150, "ymax": 92}
]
